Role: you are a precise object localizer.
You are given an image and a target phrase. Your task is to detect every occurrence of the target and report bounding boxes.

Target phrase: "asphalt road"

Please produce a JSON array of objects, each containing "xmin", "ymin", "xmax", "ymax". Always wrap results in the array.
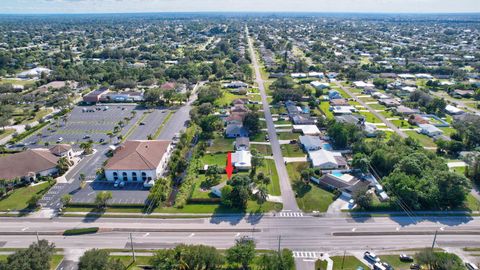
[
  {"xmin": 0, "ymin": 215, "xmax": 479, "ymax": 252},
  {"xmin": 247, "ymin": 27, "xmax": 299, "ymax": 211},
  {"xmin": 334, "ymin": 82, "xmax": 408, "ymax": 139}
]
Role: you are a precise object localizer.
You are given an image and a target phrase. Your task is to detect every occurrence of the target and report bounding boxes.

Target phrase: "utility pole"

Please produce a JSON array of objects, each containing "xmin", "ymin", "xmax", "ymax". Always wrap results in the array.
[
  {"xmin": 341, "ymin": 250, "xmax": 346, "ymax": 270},
  {"xmin": 36, "ymin": 231, "xmax": 39, "ymax": 243},
  {"xmin": 277, "ymin": 235, "xmax": 282, "ymax": 252},
  {"xmin": 130, "ymin": 233, "xmax": 136, "ymax": 262},
  {"xmin": 431, "ymin": 230, "xmax": 438, "ymax": 251}
]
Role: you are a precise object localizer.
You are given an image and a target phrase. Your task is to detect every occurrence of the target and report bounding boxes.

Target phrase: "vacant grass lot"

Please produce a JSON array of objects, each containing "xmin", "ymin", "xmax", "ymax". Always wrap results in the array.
[
  {"xmin": 110, "ymin": 255, "xmax": 152, "ymax": 270},
  {"xmin": 0, "ymin": 181, "xmax": 52, "ymax": 211},
  {"xmin": 277, "ymin": 132, "xmax": 299, "ymax": 141},
  {"xmin": 206, "ymin": 136, "xmax": 235, "ymax": 153},
  {"xmin": 257, "ymin": 159, "xmax": 281, "ymax": 196},
  {"xmin": 316, "ymin": 256, "xmax": 368, "ymax": 270},
  {"xmin": 281, "ymin": 143, "xmax": 305, "ymax": 157},
  {"xmin": 405, "ymin": 130, "xmax": 436, "ymax": 148},
  {"xmin": 199, "ymin": 153, "xmax": 227, "ymax": 168},
  {"xmin": 319, "ymin": 101, "xmax": 334, "ymax": 119},
  {"xmin": 286, "ymin": 162, "xmax": 335, "ymax": 212},
  {"xmin": 250, "ymin": 144, "xmax": 272, "ymax": 155}
]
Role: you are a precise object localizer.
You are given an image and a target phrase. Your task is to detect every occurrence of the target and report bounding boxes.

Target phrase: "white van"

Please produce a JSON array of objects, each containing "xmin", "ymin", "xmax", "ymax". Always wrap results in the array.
[{"xmin": 466, "ymin": 262, "xmax": 479, "ymax": 270}]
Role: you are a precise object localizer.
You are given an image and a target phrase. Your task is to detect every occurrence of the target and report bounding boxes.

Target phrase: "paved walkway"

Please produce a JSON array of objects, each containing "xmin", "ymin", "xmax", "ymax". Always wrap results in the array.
[
  {"xmin": 248, "ymin": 27, "xmax": 299, "ymax": 211},
  {"xmin": 284, "ymin": 156, "xmax": 308, "ymax": 163}
]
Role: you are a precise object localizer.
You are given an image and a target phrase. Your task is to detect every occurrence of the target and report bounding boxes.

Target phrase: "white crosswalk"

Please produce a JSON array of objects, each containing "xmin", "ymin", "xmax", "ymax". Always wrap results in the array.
[
  {"xmin": 293, "ymin": 251, "xmax": 325, "ymax": 259},
  {"xmin": 278, "ymin": 211, "xmax": 304, "ymax": 217}
]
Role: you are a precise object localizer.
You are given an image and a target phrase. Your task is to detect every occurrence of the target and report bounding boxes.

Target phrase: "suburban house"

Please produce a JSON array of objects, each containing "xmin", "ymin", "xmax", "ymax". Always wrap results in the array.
[
  {"xmin": 353, "ymin": 81, "xmax": 375, "ymax": 89},
  {"xmin": 308, "ymin": 72, "xmax": 325, "ymax": 78},
  {"xmin": 235, "ymin": 137, "xmax": 250, "ymax": 151},
  {"xmin": 311, "ymin": 173, "xmax": 369, "ymax": 194},
  {"xmin": 293, "ymin": 125, "xmax": 321, "ymax": 136},
  {"xmin": 232, "ymin": 150, "xmax": 252, "ymax": 170},
  {"xmin": 452, "ymin": 89, "xmax": 474, "ymax": 98},
  {"xmin": 224, "ymin": 81, "xmax": 248, "ymax": 88},
  {"xmin": 445, "ymin": 104, "xmax": 464, "ymax": 115},
  {"xmin": 225, "ymin": 123, "xmax": 249, "ymax": 138},
  {"xmin": 310, "ymin": 81, "xmax": 330, "ymax": 90},
  {"xmin": 395, "ymin": 105, "xmax": 418, "ymax": 116},
  {"xmin": 104, "ymin": 140, "xmax": 173, "ymax": 187},
  {"xmin": 299, "ymin": 135, "xmax": 322, "ymax": 151},
  {"xmin": 329, "ymin": 99, "xmax": 349, "ymax": 107},
  {"xmin": 408, "ymin": 114, "xmax": 429, "ymax": 125},
  {"xmin": 379, "ymin": 98, "xmax": 401, "ymax": 107},
  {"xmin": 328, "ymin": 90, "xmax": 343, "ymax": 100},
  {"xmin": 0, "ymin": 148, "xmax": 60, "ymax": 181},
  {"xmin": 308, "ymin": 149, "xmax": 347, "ymax": 170},
  {"xmin": 292, "ymin": 115, "xmax": 315, "ymax": 125},
  {"xmin": 17, "ymin": 67, "xmax": 52, "ymax": 79},
  {"xmin": 418, "ymin": 124, "xmax": 443, "ymax": 137},
  {"xmin": 331, "ymin": 106, "xmax": 357, "ymax": 115}
]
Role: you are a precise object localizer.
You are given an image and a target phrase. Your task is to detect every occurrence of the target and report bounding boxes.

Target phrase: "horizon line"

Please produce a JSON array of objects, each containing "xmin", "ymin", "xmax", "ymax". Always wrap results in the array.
[{"xmin": 1, "ymin": 11, "xmax": 480, "ymax": 16}]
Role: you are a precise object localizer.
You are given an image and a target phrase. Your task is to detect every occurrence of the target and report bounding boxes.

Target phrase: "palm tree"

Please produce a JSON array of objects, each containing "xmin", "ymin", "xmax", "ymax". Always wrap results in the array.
[
  {"xmin": 80, "ymin": 141, "xmax": 93, "ymax": 155},
  {"xmin": 256, "ymin": 185, "xmax": 269, "ymax": 205},
  {"xmin": 57, "ymin": 157, "xmax": 70, "ymax": 175}
]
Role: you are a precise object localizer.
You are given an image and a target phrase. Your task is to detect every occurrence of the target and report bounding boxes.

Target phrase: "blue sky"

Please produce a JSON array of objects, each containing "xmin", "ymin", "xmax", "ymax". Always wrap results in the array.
[{"xmin": 0, "ymin": 0, "xmax": 479, "ymax": 14}]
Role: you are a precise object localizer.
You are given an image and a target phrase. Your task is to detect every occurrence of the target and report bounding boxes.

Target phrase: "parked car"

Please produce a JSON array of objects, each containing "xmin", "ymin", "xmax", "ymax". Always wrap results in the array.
[
  {"xmin": 57, "ymin": 137, "xmax": 63, "ymax": 143},
  {"xmin": 466, "ymin": 262, "xmax": 479, "ymax": 270},
  {"xmin": 114, "ymin": 180, "xmax": 120, "ymax": 188},
  {"xmin": 381, "ymin": 262, "xmax": 394, "ymax": 270},
  {"xmin": 99, "ymin": 138, "xmax": 105, "ymax": 143},
  {"xmin": 364, "ymin": 251, "xmax": 381, "ymax": 263},
  {"xmin": 119, "ymin": 181, "xmax": 126, "ymax": 188},
  {"xmin": 373, "ymin": 262, "xmax": 386, "ymax": 270},
  {"xmin": 400, "ymin": 254, "xmax": 414, "ymax": 262},
  {"xmin": 139, "ymin": 122, "xmax": 145, "ymax": 126},
  {"xmin": 265, "ymin": 134, "xmax": 270, "ymax": 142},
  {"xmin": 410, "ymin": 264, "xmax": 420, "ymax": 270},
  {"xmin": 83, "ymin": 135, "xmax": 91, "ymax": 139}
]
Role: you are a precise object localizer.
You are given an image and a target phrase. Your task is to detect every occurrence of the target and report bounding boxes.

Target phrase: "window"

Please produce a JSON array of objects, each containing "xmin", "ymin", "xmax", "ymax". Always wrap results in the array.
[
  {"xmin": 122, "ymin": 172, "xmax": 127, "ymax": 181},
  {"xmin": 141, "ymin": 172, "xmax": 147, "ymax": 181},
  {"xmin": 132, "ymin": 172, "xmax": 137, "ymax": 181}
]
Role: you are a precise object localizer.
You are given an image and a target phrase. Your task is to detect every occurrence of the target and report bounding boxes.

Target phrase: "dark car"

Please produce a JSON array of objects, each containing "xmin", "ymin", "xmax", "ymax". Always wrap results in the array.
[
  {"xmin": 139, "ymin": 122, "xmax": 145, "ymax": 126},
  {"xmin": 400, "ymin": 254, "xmax": 414, "ymax": 262}
]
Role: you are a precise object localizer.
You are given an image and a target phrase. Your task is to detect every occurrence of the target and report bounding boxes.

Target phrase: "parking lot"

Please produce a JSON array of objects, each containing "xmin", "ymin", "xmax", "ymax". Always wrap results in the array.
[
  {"xmin": 71, "ymin": 181, "xmax": 149, "ymax": 205},
  {"xmin": 18, "ymin": 104, "xmax": 169, "ymax": 148}
]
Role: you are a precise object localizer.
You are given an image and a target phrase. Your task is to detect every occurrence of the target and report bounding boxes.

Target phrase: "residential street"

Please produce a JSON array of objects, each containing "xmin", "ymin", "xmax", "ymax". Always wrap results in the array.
[
  {"xmin": 247, "ymin": 27, "xmax": 300, "ymax": 211},
  {"xmin": 334, "ymin": 82, "xmax": 408, "ymax": 139}
]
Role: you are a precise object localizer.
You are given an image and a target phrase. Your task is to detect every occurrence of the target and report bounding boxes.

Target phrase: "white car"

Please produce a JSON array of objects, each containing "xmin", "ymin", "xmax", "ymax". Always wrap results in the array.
[
  {"xmin": 364, "ymin": 251, "xmax": 381, "ymax": 263},
  {"xmin": 56, "ymin": 137, "xmax": 64, "ymax": 143},
  {"xmin": 114, "ymin": 180, "xmax": 120, "ymax": 188},
  {"xmin": 119, "ymin": 181, "xmax": 126, "ymax": 188}
]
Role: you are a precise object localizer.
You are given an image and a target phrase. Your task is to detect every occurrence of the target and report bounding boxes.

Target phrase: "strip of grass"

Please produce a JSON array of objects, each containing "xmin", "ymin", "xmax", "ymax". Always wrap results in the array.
[
  {"xmin": 63, "ymin": 227, "xmax": 99, "ymax": 235},
  {"xmin": 9, "ymin": 121, "xmax": 49, "ymax": 143},
  {"xmin": 123, "ymin": 112, "xmax": 149, "ymax": 141},
  {"xmin": 405, "ymin": 130, "xmax": 437, "ymax": 148},
  {"xmin": 319, "ymin": 101, "xmax": 334, "ymax": 119},
  {"xmin": 153, "ymin": 110, "xmax": 174, "ymax": 139},
  {"xmin": 0, "ymin": 254, "xmax": 63, "ymax": 270},
  {"xmin": 0, "ymin": 129, "xmax": 15, "ymax": 140},
  {"xmin": 0, "ymin": 181, "xmax": 52, "ymax": 211},
  {"xmin": 109, "ymin": 255, "xmax": 152, "ymax": 270},
  {"xmin": 316, "ymin": 256, "xmax": 367, "ymax": 270},
  {"xmin": 379, "ymin": 255, "xmax": 415, "ymax": 269},
  {"xmin": 250, "ymin": 144, "xmax": 272, "ymax": 155}
]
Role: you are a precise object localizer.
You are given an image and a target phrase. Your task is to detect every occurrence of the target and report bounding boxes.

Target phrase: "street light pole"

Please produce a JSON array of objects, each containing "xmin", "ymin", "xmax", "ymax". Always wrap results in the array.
[
  {"xmin": 130, "ymin": 233, "xmax": 136, "ymax": 262},
  {"xmin": 431, "ymin": 230, "xmax": 438, "ymax": 251}
]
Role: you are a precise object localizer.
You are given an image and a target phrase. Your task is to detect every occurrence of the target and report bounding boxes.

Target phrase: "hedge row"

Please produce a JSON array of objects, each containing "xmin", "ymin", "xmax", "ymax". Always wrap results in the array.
[{"xmin": 63, "ymin": 227, "xmax": 99, "ymax": 236}]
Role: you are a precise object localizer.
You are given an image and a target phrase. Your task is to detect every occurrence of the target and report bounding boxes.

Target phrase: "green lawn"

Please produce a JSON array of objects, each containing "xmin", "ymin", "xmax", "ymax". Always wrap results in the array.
[
  {"xmin": 405, "ymin": 131, "xmax": 437, "ymax": 148},
  {"xmin": 110, "ymin": 255, "xmax": 152, "ymax": 270},
  {"xmin": 250, "ymin": 131, "xmax": 268, "ymax": 142},
  {"xmin": 199, "ymin": 153, "xmax": 227, "ymax": 168},
  {"xmin": 358, "ymin": 111, "xmax": 382, "ymax": 123},
  {"xmin": 286, "ymin": 162, "xmax": 336, "ymax": 212},
  {"xmin": 0, "ymin": 78, "xmax": 35, "ymax": 86},
  {"xmin": 0, "ymin": 254, "xmax": 63, "ymax": 270},
  {"xmin": 281, "ymin": 143, "xmax": 305, "ymax": 157},
  {"xmin": 316, "ymin": 256, "xmax": 368, "ymax": 270},
  {"xmin": 215, "ymin": 92, "xmax": 246, "ymax": 107},
  {"xmin": 207, "ymin": 136, "xmax": 235, "ymax": 153},
  {"xmin": 277, "ymin": 132, "xmax": 299, "ymax": 141},
  {"xmin": 23, "ymin": 108, "xmax": 53, "ymax": 124},
  {"xmin": 379, "ymin": 255, "xmax": 415, "ymax": 269},
  {"xmin": 0, "ymin": 129, "xmax": 15, "ymax": 140},
  {"xmin": 465, "ymin": 193, "xmax": 480, "ymax": 212},
  {"xmin": 257, "ymin": 159, "xmax": 281, "ymax": 196},
  {"xmin": 0, "ymin": 181, "xmax": 52, "ymax": 211},
  {"xmin": 319, "ymin": 102, "xmax": 334, "ymax": 119},
  {"xmin": 250, "ymin": 144, "xmax": 273, "ymax": 155}
]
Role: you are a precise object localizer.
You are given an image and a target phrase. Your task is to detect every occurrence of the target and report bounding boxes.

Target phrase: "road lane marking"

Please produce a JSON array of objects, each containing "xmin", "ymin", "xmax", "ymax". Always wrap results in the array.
[
  {"xmin": 21, "ymin": 227, "xmax": 29, "ymax": 231},
  {"xmin": 143, "ymin": 233, "xmax": 150, "ymax": 237},
  {"xmin": 351, "ymin": 228, "xmax": 356, "ymax": 232},
  {"xmin": 188, "ymin": 233, "xmax": 195, "ymax": 237},
  {"xmin": 440, "ymin": 227, "xmax": 445, "ymax": 231},
  {"xmin": 396, "ymin": 227, "xmax": 400, "ymax": 231},
  {"xmin": 235, "ymin": 233, "xmax": 240, "ymax": 237}
]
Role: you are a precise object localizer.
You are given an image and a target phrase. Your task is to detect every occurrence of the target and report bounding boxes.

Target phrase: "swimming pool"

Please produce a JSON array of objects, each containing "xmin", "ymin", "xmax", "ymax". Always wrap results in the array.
[
  {"xmin": 322, "ymin": 143, "xmax": 333, "ymax": 151},
  {"xmin": 331, "ymin": 172, "xmax": 344, "ymax": 178}
]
